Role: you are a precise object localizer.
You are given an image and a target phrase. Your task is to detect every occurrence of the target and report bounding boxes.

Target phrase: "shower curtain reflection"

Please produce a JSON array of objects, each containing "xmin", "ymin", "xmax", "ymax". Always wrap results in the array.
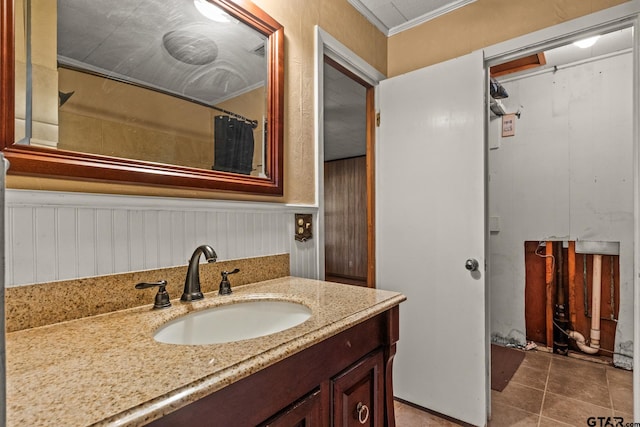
[{"xmin": 213, "ymin": 116, "xmax": 255, "ymax": 175}]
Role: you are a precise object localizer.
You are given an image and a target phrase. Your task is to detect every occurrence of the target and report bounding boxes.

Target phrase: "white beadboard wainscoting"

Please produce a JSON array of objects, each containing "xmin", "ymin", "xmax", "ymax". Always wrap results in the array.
[{"xmin": 5, "ymin": 190, "xmax": 318, "ymax": 287}]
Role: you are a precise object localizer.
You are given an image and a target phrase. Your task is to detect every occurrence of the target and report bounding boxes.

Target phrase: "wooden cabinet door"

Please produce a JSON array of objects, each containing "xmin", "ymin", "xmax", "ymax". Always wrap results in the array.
[
  {"xmin": 332, "ymin": 351, "xmax": 384, "ymax": 427},
  {"xmin": 260, "ymin": 389, "xmax": 323, "ymax": 427}
]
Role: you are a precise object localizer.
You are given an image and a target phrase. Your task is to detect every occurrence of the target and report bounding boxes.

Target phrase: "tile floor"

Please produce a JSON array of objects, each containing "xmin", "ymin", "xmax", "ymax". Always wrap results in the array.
[{"xmin": 394, "ymin": 350, "xmax": 633, "ymax": 426}]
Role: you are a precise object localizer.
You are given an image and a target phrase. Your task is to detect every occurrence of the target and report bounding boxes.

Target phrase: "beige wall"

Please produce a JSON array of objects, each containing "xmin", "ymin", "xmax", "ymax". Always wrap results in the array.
[
  {"xmin": 10, "ymin": 0, "xmax": 387, "ymax": 204},
  {"xmin": 58, "ymin": 69, "xmax": 265, "ymax": 173},
  {"xmin": 19, "ymin": 0, "xmax": 625, "ymax": 202},
  {"xmin": 250, "ymin": 0, "xmax": 386, "ymax": 204},
  {"xmin": 58, "ymin": 68, "xmax": 213, "ymax": 169},
  {"xmin": 387, "ymin": 0, "xmax": 629, "ymax": 77}
]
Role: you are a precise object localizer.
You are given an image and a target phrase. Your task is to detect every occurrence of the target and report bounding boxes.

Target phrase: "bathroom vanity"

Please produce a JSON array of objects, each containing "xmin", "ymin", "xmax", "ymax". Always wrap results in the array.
[
  {"xmin": 150, "ymin": 305, "xmax": 397, "ymax": 426},
  {"xmin": 5, "ymin": 277, "xmax": 405, "ymax": 426}
]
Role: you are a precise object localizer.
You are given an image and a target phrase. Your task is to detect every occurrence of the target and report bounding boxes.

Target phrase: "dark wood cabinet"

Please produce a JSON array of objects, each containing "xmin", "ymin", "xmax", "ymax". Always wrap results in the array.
[
  {"xmin": 147, "ymin": 305, "xmax": 399, "ymax": 427},
  {"xmin": 260, "ymin": 389, "xmax": 323, "ymax": 426},
  {"xmin": 332, "ymin": 351, "xmax": 384, "ymax": 427},
  {"xmin": 260, "ymin": 351, "xmax": 385, "ymax": 427}
]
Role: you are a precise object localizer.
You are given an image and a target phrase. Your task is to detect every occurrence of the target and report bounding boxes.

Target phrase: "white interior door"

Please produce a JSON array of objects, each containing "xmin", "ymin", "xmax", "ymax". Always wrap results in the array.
[{"xmin": 377, "ymin": 50, "xmax": 487, "ymax": 426}]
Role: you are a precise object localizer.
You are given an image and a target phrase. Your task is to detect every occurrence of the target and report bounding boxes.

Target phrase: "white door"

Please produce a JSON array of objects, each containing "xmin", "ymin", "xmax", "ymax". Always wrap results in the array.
[{"xmin": 377, "ymin": 50, "xmax": 487, "ymax": 426}]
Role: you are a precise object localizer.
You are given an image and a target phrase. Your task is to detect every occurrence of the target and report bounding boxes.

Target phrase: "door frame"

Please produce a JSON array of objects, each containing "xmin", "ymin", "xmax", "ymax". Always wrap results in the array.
[
  {"xmin": 484, "ymin": 1, "xmax": 640, "ymax": 419},
  {"xmin": 313, "ymin": 26, "xmax": 385, "ymax": 285}
]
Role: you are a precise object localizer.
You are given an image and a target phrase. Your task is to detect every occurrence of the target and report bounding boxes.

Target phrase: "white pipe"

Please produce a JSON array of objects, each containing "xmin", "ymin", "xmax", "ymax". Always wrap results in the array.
[
  {"xmin": 590, "ymin": 254, "xmax": 602, "ymax": 352},
  {"xmin": 566, "ymin": 254, "xmax": 603, "ymax": 355},
  {"xmin": 568, "ymin": 330, "xmax": 600, "ymax": 354}
]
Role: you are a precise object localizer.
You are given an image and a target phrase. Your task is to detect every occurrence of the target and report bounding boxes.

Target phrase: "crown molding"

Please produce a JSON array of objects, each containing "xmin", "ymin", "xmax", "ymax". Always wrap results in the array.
[
  {"xmin": 347, "ymin": 0, "xmax": 390, "ymax": 35},
  {"xmin": 388, "ymin": 0, "xmax": 477, "ymax": 36},
  {"xmin": 349, "ymin": 0, "xmax": 477, "ymax": 37}
]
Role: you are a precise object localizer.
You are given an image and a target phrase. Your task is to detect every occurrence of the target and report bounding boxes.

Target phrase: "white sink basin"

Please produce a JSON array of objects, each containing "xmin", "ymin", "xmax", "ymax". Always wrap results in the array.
[{"xmin": 153, "ymin": 300, "xmax": 312, "ymax": 345}]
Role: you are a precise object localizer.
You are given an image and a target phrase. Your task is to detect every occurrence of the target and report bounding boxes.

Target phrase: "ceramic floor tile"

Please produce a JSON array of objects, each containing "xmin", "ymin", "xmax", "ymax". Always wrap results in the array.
[
  {"xmin": 519, "ymin": 350, "xmax": 552, "ymax": 373},
  {"xmin": 510, "ymin": 365, "xmax": 548, "ymax": 391},
  {"xmin": 614, "ymin": 410, "xmax": 634, "ymax": 425},
  {"xmin": 608, "ymin": 379, "xmax": 633, "ymax": 414},
  {"xmin": 488, "ymin": 401, "xmax": 539, "ymax": 427},
  {"xmin": 538, "ymin": 416, "xmax": 575, "ymax": 426},
  {"xmin": 542, "ymin": 392, "xmax": 614, "ymax": 426},
  {"xmin": 550, "ymin": 356, "xmax": 607, "ymax": 378},
  {"xmin": 491, "ymin": 382, "xmax": 544, "ymax": 414},
  {"xmin": 546, "ymin": 377, "xmax": 611, "ymax": 408},
  {"xmin": 393, "ymin": 352, "xmax": 632, "ymax": 427},
  {"xmin": 606, "ymin": 366, "xmax": 633, "ymax": 386},
  {"xmin": 547, "ymin": 358, "xmax": 610, "ymax": 407},
  {"xmin": 605, "ymin": 365, "xmax": 633, "ymax": 413},
  {"xmin": 394, "ymin": 401, "xmax": 459, "ymax": 426}
]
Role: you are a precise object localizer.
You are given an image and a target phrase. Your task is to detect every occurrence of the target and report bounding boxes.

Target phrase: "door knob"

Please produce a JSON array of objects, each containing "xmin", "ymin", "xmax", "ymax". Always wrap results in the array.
[{"xmin": 465, "ymin": 259, "xmax": 479, "ymax": 272}]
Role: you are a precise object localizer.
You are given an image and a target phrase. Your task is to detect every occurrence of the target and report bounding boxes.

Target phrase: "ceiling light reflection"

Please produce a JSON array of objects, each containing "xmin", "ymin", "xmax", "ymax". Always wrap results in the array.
[
  {"xmin": 573, "ymin": 35, "xmax": 600, "ymax": 49},
  {"xmin": 194, "ymin": 0, "xmax": 231, "ymax": 22}
]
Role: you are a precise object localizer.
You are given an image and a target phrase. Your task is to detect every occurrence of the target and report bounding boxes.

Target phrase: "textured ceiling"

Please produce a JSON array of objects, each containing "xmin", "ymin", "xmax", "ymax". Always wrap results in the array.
[
  {"xmin": 57, "ymin": 0, "xmax": 267, "ymax": 106},
  {"xmin": 323, "ymin": 63, "xmax": 367, "ymax": 162}
]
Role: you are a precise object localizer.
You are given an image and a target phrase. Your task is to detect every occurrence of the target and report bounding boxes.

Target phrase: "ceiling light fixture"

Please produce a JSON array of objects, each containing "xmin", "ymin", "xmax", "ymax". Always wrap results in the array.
[
  {"xmin": 573, "ymin": 35, "xmax": 600, "ymax": 49},
  {"xmin": 194, "ymin": 0, "xmax": 230, "ymax": 23}
]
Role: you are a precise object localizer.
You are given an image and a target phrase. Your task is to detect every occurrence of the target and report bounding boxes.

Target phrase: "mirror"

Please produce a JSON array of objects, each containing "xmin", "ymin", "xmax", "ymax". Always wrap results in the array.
[{"xmin": 2, "ymin": 0, "xmax": 284, "ymax": 195}]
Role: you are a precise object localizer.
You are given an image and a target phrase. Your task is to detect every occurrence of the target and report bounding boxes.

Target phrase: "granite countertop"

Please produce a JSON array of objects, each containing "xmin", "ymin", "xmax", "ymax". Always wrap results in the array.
[{"xmin": 5, "ymin": 276, "xmax": 405, "ymax": 427}]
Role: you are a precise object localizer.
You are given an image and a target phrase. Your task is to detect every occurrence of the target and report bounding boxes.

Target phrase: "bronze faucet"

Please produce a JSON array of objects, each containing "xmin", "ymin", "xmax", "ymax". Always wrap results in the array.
[{"xmin": 181, "ymin": 245, "xmax": 217, "ymax": 301}]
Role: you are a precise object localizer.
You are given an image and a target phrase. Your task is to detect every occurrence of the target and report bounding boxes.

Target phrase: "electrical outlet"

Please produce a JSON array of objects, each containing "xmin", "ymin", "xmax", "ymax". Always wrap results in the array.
[{"xmin": 295, "ymin": 214, "xmax": 312, "ymax": 242}]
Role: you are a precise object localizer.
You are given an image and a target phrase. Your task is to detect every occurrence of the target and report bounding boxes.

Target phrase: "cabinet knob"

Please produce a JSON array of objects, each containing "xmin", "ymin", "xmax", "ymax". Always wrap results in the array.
[{"xmin": 356, "ymin": 402, "xmax": 369, "ymax": 424}]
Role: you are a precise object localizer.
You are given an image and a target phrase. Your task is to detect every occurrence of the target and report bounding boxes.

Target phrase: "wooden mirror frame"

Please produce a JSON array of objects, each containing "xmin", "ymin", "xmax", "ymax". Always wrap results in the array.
[{"xmin": 0, "ymin": 0, "xmax": 284, "ymax": 195}]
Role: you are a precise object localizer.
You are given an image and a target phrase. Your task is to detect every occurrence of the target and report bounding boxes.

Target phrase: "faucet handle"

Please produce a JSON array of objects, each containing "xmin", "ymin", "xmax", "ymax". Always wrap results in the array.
[
  {"xmin": 135, "ymin": 280, "xmax": 171, "ymax": 309},
  {"xmin": 219, "ymin": 269, "xmax": 240, "ymax": 295}
]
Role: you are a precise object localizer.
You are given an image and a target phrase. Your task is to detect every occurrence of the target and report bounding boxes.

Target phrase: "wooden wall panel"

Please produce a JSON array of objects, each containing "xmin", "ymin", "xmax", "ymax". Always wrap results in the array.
[
  {"xmin": 524, "ymin": 241, "xmax": 547, "ymax": 345},
  {"xmin": 524, "ymin": 240, "xmax": 619, "ymax": 355},
  {"xmin": 324, "ymin": 156, "xmax": 367, "ymax": 281}
]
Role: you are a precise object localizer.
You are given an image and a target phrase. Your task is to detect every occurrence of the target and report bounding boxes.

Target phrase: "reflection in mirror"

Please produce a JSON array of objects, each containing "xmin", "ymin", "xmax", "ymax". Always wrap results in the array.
[
  {"xmin": 6, "ymin": 0, "xmax": 284, "ymax": 194},
  {"xmin": 17, "ymin": 0, "xmax": 267, "ymax": 176}
]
